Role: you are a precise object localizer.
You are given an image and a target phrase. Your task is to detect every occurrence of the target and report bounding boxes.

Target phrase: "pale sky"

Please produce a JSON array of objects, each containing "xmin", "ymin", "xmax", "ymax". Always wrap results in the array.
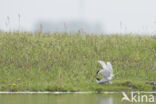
[{"xmin": 1, "ymin": 0, "xmax": 156, "ymax": 34}]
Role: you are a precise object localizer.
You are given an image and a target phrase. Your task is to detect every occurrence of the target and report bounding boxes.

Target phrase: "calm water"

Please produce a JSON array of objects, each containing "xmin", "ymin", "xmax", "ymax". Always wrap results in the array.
[{"xmin": 0, "ymin": 93, "xmax": 155, "ymax": 104}]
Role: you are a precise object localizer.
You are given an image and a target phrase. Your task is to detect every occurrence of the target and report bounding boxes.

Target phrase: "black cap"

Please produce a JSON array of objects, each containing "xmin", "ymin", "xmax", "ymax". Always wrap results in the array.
[
  {"xmin": 96, "ymin": 70, "xmax": 99, "ymax": 74},
  {"xmin": 96, "ymin": 78, "xmax": 100, "ymax": 81}
]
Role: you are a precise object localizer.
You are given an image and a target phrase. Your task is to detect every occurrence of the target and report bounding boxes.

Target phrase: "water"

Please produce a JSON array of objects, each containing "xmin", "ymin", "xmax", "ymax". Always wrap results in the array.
[{"xmin": 0, "ymin": 93, "xmax": 155, "ymax": 104}]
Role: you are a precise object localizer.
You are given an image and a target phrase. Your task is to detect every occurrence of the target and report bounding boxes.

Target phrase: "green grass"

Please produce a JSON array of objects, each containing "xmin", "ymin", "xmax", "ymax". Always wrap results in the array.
[{"xmin": 0, "ymin": 32, "xmax": 156, "ymax": 91}]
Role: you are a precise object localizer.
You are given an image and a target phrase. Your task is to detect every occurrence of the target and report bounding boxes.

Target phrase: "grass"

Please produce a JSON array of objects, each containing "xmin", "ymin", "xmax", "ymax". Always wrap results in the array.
[{"xmin": 0, "ymin": 32, "xmax": 156, "ymax": 91}]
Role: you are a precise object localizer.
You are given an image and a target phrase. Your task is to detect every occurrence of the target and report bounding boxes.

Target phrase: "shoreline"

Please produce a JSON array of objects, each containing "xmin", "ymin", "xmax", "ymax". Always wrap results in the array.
[{"xmin": 0, "ymin": 91, "xmax": 156, "ymax": 94}]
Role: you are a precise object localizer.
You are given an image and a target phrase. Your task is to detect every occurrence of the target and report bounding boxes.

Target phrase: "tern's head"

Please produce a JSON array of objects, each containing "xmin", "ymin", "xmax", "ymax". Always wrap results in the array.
[
  {"xmin": 96, "ymin": 70, "xmax": 100, "ymax": 78},
  {"xmin": 96, "ymin": 78, "xmax": 100, "ymax": 81},
  {"xmin": 96, "ymin": 70, "xmax": 100, "ymax": 75}
]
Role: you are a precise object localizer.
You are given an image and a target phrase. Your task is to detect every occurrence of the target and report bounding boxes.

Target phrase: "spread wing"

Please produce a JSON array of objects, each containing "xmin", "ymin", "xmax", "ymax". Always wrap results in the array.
[
  {"xmin": 98, "ymin": 61, "xmax": 114, "ymax": 80},
  {"xmin": 106, "ymin": 62, "xmax": 113, "ymax": 74},
  {"xmin": 98, "ymin": 60, "xmax": 107, "ymax": 69}
]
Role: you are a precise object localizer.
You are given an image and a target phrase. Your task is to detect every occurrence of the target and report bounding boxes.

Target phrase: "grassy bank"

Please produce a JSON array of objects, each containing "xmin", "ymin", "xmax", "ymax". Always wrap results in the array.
[{"xmin": 0, "ymin": 32, "xmax": 156, "ymax": 91}]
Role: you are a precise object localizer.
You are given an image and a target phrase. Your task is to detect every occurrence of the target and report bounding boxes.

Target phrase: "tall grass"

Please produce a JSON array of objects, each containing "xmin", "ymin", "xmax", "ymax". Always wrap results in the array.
[{"xmin": 0, "ymin": 32, "xmax": 156, "ymax": 91}]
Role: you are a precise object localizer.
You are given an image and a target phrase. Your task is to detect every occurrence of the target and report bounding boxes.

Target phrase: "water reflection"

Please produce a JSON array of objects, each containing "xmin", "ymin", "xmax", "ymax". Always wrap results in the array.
[
  {"xmin": 0, "ymin": 93, "xmax": 122, "ymax": 104},
  {"xmin": 96, "ymin": 97, "xmax": 113, "ymax": 104}
]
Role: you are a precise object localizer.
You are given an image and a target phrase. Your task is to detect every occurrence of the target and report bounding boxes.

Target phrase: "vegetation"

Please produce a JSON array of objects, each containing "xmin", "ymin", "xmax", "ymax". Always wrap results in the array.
[{"xmin": 0, "ymin": 32, "xmax": 156, "ymax": 91}]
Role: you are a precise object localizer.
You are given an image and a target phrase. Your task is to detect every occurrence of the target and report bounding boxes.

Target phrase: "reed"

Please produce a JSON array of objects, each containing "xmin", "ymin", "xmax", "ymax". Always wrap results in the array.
[{"xmin": 0, "ymin": 32, "xmax": 155, "ymax": 91}]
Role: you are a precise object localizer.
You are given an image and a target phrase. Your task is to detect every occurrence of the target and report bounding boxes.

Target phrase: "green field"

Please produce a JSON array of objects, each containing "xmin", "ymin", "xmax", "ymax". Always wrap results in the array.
[{"xmin": 0, "ymin": 32, "xmax": 156, "ymax": 91}]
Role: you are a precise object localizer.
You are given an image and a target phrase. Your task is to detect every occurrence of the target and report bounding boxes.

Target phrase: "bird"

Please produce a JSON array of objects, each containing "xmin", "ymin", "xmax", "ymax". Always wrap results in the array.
[{"xmin": 96, "ymin": 60, "xmax": 114, "ymax": 84}]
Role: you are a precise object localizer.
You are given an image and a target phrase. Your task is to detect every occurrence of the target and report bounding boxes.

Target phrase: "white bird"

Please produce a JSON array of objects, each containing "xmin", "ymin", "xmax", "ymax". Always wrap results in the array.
[{"xmin": 96, "ymin": 60, "xmax": 114, "ymax": 84}]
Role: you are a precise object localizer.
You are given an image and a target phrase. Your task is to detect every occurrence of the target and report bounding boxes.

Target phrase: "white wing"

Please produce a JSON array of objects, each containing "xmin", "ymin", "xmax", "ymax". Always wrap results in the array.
[
  {"xmin": 105, "ymin": 62, "xmax": 114, "ymax": 80},
  {"xmin": 98, "ymin": 60, "xmax": 107, "ymax": 69},
  {"xmin": 98, "ymin": 69, "xmax": 110, "ymax": 79},
  {"xmin": 97, "ymin": 61, "xmax": 114, "ymax": 84},
  {"xmin": 106, "ymin": 62, "xmax": 113, "ymax": 74}
]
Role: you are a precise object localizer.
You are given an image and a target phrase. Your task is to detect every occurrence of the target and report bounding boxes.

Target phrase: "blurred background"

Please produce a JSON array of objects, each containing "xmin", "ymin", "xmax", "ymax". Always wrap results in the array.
[{"xmin": 0, "ymin": 0, "xmax": 156, "ymax": 34}]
